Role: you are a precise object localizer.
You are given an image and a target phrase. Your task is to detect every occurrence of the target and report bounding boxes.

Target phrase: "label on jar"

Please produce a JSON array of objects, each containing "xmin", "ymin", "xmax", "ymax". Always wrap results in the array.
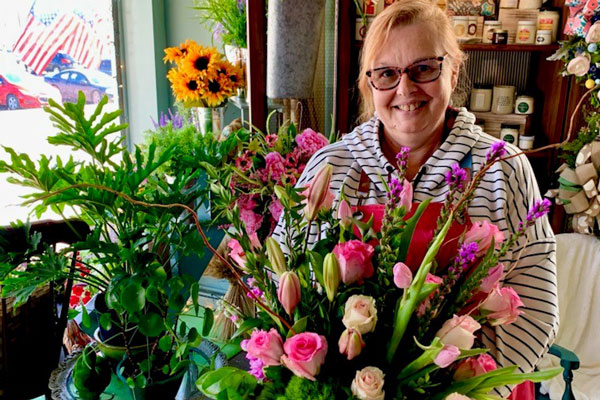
[
  {"xmin": 538, "ymin": 17, "xmax": 554, "ymax": 31},
  {"xmin": 517, "ymin": 28, "xmax": 532, "ymax": 43},
  {"xmin": 454, "ymin": 24, "xmax": 466, "ymax": 37},
  {"xmin": 517, "ymin": 102, "xmax": 530, "ymax": 113},
  {"xmin": 501, "ymin": 132, "xmax": 517, "ymax": 143},
  {"xmin": 468, "ymin": 22, "xmax": 477, "ymax": 36}
]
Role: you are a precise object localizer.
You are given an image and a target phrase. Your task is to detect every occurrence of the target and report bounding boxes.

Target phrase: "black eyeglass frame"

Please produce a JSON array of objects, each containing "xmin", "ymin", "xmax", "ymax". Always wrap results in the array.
[{"xmin": 366, "ymin": 55, "xmax": 447, "ymax": 90}]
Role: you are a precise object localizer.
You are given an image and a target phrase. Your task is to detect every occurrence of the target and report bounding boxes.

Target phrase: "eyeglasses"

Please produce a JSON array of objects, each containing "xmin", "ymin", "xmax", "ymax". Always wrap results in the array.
[{"xmin": 366, "ymin": 55, "xmax": 446, "ymax": 90}]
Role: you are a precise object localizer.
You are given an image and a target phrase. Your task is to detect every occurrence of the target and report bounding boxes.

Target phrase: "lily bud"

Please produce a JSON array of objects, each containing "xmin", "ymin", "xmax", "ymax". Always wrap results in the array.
[
  {"xmin": 304, "ymin": 164, "xmax": 333, "ymax": 221},
  {"xmin": 337, "ymin": 199, "xmax": 353, "ymax": 229},
  {"xmin": 277, "ymin": 271, "xmax": 301, "ymax": 316},
  {"xmin": 338, "ymin": 328, "xmax": 365, "ymax": 360},
  {"xmin": 266, "ymin": 237, "xmax": 287, "ymax": 276},
  {"xmin": 323, "ymin": 253, "xmax": 341, "ymax": 302}
]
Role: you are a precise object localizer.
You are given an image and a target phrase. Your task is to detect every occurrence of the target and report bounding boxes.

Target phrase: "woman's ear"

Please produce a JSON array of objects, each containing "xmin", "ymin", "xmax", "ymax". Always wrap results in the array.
[{"xmin": 450, "ymin": 66, "xmax": 459, "ymax": 90}]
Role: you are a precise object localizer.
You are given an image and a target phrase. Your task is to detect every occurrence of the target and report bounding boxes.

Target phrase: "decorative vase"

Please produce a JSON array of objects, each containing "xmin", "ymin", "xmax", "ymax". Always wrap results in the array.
[
  {"xmin": 266, "ymin": 0, "xmax": 326, "ymax": 98},
  {"xmin": 192, "ymin": 106, "xmax": 226, "ymax": 135}
]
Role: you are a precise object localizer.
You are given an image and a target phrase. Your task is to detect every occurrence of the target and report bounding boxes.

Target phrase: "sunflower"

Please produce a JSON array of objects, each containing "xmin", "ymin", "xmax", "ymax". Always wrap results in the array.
[
  {"xmin": 227, "ymin": 63, "xmax": 246, "ymax": 90},
  {"xmin": 201, "ymin": 78, "xmax": 229, "ymax": 107},
  {"xmin": 182, "ymin": 45, "xmax": 220, "ymax": 78},
  {"xmin": 167, "ymin": 69, "xmax": 202, "ymax": 103},
  {"xmin": 163, "ymin": 39, "xmax": 198, "ymax": 65}
]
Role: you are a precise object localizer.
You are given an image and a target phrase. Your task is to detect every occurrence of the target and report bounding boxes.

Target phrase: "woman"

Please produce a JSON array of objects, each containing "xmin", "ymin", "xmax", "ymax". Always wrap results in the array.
[{"xmin": 273, "ymin": 1, "xmax": 557, "ymax": 397}]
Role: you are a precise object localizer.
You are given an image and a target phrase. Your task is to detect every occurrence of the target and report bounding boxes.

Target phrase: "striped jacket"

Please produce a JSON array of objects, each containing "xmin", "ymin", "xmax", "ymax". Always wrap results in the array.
[{"xmin": 273, "ymin": 107, "xmax": 558, "ymax": 395}]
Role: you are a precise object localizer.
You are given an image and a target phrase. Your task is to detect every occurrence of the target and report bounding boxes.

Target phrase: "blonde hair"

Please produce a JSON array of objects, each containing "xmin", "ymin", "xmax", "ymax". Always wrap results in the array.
[{"xmin": 357, "ymin": 0, "xmax": 465, "ymax": 122}]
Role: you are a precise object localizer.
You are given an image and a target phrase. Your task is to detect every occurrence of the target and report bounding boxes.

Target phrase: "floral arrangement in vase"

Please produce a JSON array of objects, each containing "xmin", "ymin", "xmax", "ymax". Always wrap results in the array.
[
  {"xmin": 195, "ymin": 144, "xmax": 561, "ymax": 399},
  {"xmin": 164, "ymin": 39, "xmax": 245, "ymax": 108}
]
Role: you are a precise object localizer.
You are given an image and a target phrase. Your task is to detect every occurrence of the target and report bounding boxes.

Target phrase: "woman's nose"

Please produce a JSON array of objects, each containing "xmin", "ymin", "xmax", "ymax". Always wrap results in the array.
[{"xmin": 395, "ymin": 71, "xmax": 417, "ymax": 96}]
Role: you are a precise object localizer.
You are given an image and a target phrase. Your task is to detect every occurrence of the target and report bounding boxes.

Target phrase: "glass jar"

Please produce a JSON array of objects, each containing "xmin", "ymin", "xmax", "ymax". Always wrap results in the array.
[
  {"xmin": 492, "ymin": 29, "xmax": 508, "ymax": 45},
  {"xmin": 468, "ymin": 16, "xmax": 478, "ymax": 39},
  {"xmin": 519, "ymin": 135, "xmax": 535, "ymax": 150},
  {"xmin": 536, "ymin": 29, "xmax": 552, "ymax": 45},
  {"xmin": 516, "ymin": 21, "xmax": 536, "ymax": 44},
  {"xmin": 453, "ymin": 16, "xmax": 469, "ymax": 39},
  {"xmin": 491, "ymin": 85, "xmax": 515, "ymax": 114},
  {"xmin": 500, "ymin": 124, "xmax": 520, "ymax": 144},
  {"xmin": 470, "ymin": 85, "xmax": 493, "ymax": 112},
  {"xmin": 515, "ymin": 95, "xmax": 534, "ymax": 114},
  {"xmin": 537, "ymin": 10, "xmax": 560, "ymax": 42},
  {"xmin": 483, "ymin": 20, "xmax": 502, "ymax": 44},
  {"xmin": 519, "ymin": 0, "xmax": 542, "ymax": 9}
]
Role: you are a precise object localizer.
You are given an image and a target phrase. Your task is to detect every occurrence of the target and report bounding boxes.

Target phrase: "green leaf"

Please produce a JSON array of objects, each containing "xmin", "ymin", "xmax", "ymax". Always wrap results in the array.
[
  {"xmin": 81, "ymin": 304, "xmax": 91, "ymax": 329},
  {"xmin": 159, "ymin": 335, "xmax": 172, "ymax": 353},
  {"xmin": 203, "ymin": 308, "xmax": 214, "ymax": 337},
  {"xmin": 121, "ymin": 281, "xmax": 146, "ymax": 314},
  {"xmin": 99, "ymin": 312, "xmax": 113, "ymax": 331},
  {"xmin": 398, "ymin": 198, "xmax": 431, "ymax": 262},
  {"xmin": 191, "ymin": 281, "xmax": 200, "ymax": 315},
  {"xmin": 138, "ymin": 312, "xmax": 164, "ymax": 337},
  {"xmin": 232, "ymin": 318, "xmax": 262, "ymax": 339},
  {"xmin": 287, "ymin": 316, "xmax": 308, "ymax": 338},
  {"xmin": 307, "ymin": 251, "xmax": 325, "ymax": 289},
  {"xmin": 68, "ymin": 308, "xmax": 80, "ymax": 320},
  {"xmin": 196, "ymin": 367, "xmax": 257, "ymax": 399}
]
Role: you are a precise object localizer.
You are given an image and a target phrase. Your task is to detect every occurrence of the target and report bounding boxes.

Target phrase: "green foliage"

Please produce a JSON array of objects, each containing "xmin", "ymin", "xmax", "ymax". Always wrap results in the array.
[
  {"xmin": 193, "ymin": 0, "xmax": 247, "ymax": 48},
  {"xmin": 560, "ymin": 111, "xmax": 600, "ymax": 168},
  {"xmin": 196, "ymin": 366, "xmax": 258, "ymax": 399},
  {"xmin": 73, "ymin": 346, "xmax": 112, "ymax": 399},
  {"xmin": 277, "ymin": 376, "xmax": 336, "ymax": 400}
]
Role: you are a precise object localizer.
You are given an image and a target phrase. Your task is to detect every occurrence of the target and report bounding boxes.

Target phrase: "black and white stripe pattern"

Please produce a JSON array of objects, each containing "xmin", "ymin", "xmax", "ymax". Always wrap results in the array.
[{"xmin": 273, "ymin": 108, "xmax": 558, "ymax": 396}]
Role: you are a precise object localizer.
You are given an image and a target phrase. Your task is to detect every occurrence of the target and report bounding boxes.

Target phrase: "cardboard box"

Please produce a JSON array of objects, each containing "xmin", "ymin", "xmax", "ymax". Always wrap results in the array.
[{"xmin": 498, "ymin": 8, "xmax": 539, "ymax": 44}]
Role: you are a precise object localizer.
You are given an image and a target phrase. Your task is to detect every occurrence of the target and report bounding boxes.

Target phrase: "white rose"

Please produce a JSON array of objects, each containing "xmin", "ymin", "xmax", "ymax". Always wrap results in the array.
[
  {"xmin": 586, "ymin": 21, "xmax": 600, "ymax": 43},
  {"xmin": 342, "ymin": 295, "xmax": 378, "ymax": 335},
  {"xmin": 445, "ymin": 393, "xmax": 472, "ymax": 400},
  {"xmin": 567, "ymin": 54, "xmax": 591, "ymax": 77},
  {"xmin": 435, "ymin": 315, "xmax": 481, "ymax": 349},
  {"xmin": 351, "ymin": 366, "xmax": 385, "ymax": 400}
]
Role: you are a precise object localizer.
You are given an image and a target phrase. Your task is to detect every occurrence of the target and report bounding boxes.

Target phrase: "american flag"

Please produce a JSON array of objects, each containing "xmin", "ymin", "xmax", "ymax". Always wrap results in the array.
[{"xmin": 12, "ymin": 1, "xmax": 105, "ymax": 75}]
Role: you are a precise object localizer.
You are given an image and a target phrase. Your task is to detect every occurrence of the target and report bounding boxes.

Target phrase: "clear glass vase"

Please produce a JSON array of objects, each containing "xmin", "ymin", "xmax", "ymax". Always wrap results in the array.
[{"xmin": 193, "ymin": 106, "xmax": 226, "ymax": 135}]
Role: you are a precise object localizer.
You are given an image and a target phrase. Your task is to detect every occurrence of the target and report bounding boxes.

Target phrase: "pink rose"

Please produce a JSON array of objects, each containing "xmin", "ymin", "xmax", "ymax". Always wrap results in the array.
[
  {"xmin": 453, "ymin": 354, "xmax": 497, "ymax": 381},
  {"xmin": 295, "ymin": 128, "xmax": 329, "ymax": 159},
  {"xmin": 351, "ymin": 366, "xmax": 385, "ymax": 400},
  {"xmin": 416, "ymin": 273, "xmax": 443, "ymax": 316},
  {"xmin": 342, "ymin": 295, "xmax": 378, "ymax": 334},
  {"xmin": 479, "ymin": 263, "xmax": 504, "ymax": 293},
  {"xmin": 586, "ymin": 21, "xmax": 600, "ymax": 43},
  {"xmin": 332, "ymin": 240, "xmax": 375, "ymax": 285},
  {"xmin": 435, "ymin": 315, "xmax": 481, "ymax": 349},
  {"xmin": 281, "ymin": 332, "xmax": 328, "ymax": 380},
  {"xmin": 338, "ymin": 328, "xmax": 365, "ymax": 360},
  {"xmin": 393, "ymin": 262, "xmax": 412, "ymax": 289},
  {"xmin": 228, "ymin": 239, "xmax": 247, "ymax": 270},
  {"xmin": 246, "ymin": 328, "xmax": 284, "ymax": 367},
  {"xmin": 480, "ymin": 284, "xmax": 524, "ymax": 325},
  {"xmin": 463, "ymin": 221, "xmax": 504, "ymax": 257},
  {"xmin": 567, "ymin": 54, "xmax": 591, "ymax": 77},
  {"xmin": 434, "ymin": 344, "xmax": 460, "ymax": 368}
]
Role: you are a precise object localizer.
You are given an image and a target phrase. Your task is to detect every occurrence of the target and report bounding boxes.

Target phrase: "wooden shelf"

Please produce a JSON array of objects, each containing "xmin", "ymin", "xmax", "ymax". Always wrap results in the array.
[{"xmin": 460, "ymin": 43, "xmax": 559, "ymax": 52}]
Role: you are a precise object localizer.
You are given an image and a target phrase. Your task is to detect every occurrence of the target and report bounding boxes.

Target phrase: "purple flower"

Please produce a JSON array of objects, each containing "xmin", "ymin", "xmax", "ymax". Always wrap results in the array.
[
  {"xmin": 237, "ymin": 0, "xmax": 246, "ymax": 12},
  {"xmin": 245, "ymin": 351, "xmax": 266, "ymax": 381},
  {"xmin": 518, "ymin": 198, "xmax": 552, "ymax": 232},
  {"xmin": 213, "ymin": 22, "xmax": 224, "ymax": 42},
  {"xmin": 486, "ymin": 141, "xmax": 506, "ymax": 162},
  {"xmin": 388, "ymin": 176, "xmax": 404, "ymax": 201},
  {"xmin": 458, "ymin": 242, "xmax": 478, "ymax": 265},
  {"xmin": 445, "ymin": 163, "xmax": 468, "ymax": 190},
  {"xmin": 396, "ymin": 146, "xmax": 410, "ymax": 168}
]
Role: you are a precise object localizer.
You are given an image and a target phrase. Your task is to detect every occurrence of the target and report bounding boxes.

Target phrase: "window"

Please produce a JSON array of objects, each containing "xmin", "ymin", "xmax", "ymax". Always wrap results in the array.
[{"xmin": 0, "ymin": 0, "xmax": 123, "ymax": 225}]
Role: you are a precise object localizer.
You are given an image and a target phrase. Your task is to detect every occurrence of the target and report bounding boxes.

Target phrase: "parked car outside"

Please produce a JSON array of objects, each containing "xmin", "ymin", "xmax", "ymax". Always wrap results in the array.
[
  {"xmin": 0, "ymin": 74, "xmax": 40, "ymax": 110},
  {"xmin": 44, "ymin": 68, "xmax": 116, "ymax": 103},
  {"xmin": 44, "ymin": 52, "xmax": 76, "ymax": 75}
]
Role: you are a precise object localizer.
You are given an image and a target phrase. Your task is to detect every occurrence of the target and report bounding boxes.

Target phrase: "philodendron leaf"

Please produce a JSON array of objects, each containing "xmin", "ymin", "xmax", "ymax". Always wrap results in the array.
[
  {"xmin": 138, "ymin": 312, "xmax": 164, "ymax": 337},
  {"xmin": 99, "ymin": 312, "xmax": 112, "ymax": 331},
  {"xmin": 81, "ymin": 304, "xmax": 91, "ymax": 329},
  {"xmin": 121, "ymin": 281, "xmax": 145, "ymax": 314},
  {"xmin": 196, "ymin": 367, "xmax": 257, "ymax": 399},
  {"xmin": 158, "ymin": 335, "xmax": 172, "ymax": 353}
]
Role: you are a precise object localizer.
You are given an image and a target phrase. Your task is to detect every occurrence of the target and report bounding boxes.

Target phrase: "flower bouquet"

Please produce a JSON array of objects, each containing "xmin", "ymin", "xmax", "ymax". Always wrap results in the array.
[
  {"xmin": 164, "ymin": 39, "xmax": 244, "ymax": 108},
  {"xmin": 195, "ymin": 144, "xmax": 561, "ymax": 399}
]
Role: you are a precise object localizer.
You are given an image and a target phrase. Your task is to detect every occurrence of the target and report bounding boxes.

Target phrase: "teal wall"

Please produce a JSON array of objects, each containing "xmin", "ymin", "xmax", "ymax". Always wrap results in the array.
[{"xmin": 120, "ymin": 0, "xmax": 234, "ymax": 147}]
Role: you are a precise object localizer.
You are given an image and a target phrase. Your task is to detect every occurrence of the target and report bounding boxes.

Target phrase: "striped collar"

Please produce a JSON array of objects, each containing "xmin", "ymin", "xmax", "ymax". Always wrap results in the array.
[{"xmin": 342, "ymin": 107, "xmax": 481, "ymax": 191}]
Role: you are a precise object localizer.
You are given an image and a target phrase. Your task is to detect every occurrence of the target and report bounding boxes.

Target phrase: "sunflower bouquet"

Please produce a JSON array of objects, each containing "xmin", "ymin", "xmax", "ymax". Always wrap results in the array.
[{"xmin": 164, "ymin": 39, "xmax": 245, "ymax": 107}]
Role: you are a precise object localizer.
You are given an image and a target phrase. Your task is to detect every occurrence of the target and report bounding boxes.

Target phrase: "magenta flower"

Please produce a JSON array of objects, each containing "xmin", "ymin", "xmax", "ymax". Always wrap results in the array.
[
  {"xmin": 445, "ymin": 163, "xmax": 468, "ymax": 190},
  {"xmin": 486, "ymin": 141, "xmax": 506, "ymax": 162},
  {"xmin": 396, "ymin": 146, "xmax": 410, "ymax": 168},
  {"xmin": 261, "ymin": 152, "xmax": 287, "ymax": 183},
  {"xmin": 518, "ymin": 198, "xmax": 552, "ymax": 233},
  {"xmin": 235, "ymin": 151, "xmax": 254, "ymax": 172},
  {"xmin": 268, "ymin": 197, "xmax": 284, "ymax": 222},
  {"xmin": 265, "ymin": 133, "xmax": 278, "ymax": 148},
  {"xmin": 295, "ymin": 128, "xmax": 329, "ymax": 159}
]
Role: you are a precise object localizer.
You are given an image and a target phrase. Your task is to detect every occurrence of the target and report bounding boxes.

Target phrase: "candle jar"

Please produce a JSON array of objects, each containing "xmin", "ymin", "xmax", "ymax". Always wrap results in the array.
[
  {"xmin": 483, "ymin": 20, "xmax": 502, "ymax": 44},
  {"xmin": 492, "ymin": 29, "xmax": 508, "ymax": 44},
  {"xmin": 491, "ymin": 85, "xmax": 515, "ymax": 114},
  {"xmin": 470, "ymin": 85, "xmax": 493, "ymax": 112},
  {"xmin": 516, "ymin": 21, "xmax": 536, "ymax": 44}
]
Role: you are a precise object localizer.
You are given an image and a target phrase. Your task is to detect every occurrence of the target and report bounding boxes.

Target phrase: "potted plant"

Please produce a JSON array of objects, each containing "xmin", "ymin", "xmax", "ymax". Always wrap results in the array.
[
  {"xmin": 0, "ymin": 93, "xmax": 220, "ymax": 399},
  {"xmin": 192, "ymin": 0, "xmax": 247, "ymax": 53}
]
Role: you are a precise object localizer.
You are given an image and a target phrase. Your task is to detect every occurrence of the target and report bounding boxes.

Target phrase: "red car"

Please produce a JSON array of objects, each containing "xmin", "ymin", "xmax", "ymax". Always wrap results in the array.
[{"xmin": 0, "ymin": 74, "xmax": 41, "ymax": 110}]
